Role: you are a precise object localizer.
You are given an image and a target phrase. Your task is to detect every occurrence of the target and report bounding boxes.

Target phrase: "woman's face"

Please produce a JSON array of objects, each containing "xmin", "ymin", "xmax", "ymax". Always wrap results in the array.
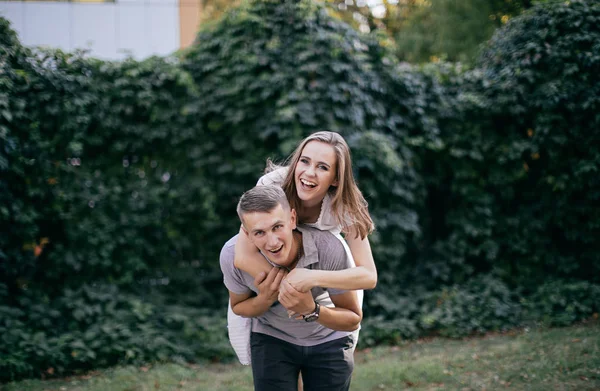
[{"xmin": 294, "ymin": 141, "xmax": 338, "ymax": 208}]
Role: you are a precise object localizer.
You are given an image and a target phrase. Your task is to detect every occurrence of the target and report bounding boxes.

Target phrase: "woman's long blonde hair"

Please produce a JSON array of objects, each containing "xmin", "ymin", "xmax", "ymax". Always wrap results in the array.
[{"xmin": 280, "ymin": 131, "xmax": 374, "ymax": 239}]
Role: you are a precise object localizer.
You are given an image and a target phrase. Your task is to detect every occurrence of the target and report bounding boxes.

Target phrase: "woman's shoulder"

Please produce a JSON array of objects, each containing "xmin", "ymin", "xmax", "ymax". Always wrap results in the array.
[{"xmin": 256, "ymin": 166, "xmax": 289, "ymax": 187}]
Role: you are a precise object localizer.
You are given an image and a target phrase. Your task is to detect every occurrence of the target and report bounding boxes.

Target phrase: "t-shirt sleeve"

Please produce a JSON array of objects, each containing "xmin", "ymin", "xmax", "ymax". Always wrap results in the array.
[
  {"xmin": 219, "ymin": 238, "xmax": 252, "ymax": 295},
  {"xmin": 256, "ymin": 166, "xmax": 288, "ymax": 187}
]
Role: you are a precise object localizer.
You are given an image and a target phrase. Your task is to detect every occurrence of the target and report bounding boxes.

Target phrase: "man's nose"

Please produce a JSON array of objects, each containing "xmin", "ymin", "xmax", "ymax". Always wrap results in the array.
[{"xmin": 266, "ymin": 233, "xmax": 279, "ymax": 248}]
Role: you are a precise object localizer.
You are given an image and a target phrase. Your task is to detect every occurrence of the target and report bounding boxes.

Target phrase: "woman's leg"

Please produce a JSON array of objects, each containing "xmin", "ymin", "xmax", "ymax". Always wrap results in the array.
[{"xmin": 227, "ymin": 300, "xmax": 252, "ymax": 365}]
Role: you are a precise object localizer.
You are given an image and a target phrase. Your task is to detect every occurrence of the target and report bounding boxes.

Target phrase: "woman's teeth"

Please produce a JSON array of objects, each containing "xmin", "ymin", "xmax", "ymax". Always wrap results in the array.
[{"xmin": 300, "ymin": 179, "xmax": 317, "ymax": 188}]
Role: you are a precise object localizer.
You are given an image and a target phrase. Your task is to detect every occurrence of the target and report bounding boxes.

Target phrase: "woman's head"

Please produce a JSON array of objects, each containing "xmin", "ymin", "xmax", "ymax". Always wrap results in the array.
[{"xmin": 282, "ymin": 131, "xmax": 374, "ymax": 238}]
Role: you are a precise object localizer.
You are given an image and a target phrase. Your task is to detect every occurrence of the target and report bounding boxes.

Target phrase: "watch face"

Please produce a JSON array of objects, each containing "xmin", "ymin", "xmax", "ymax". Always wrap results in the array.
[{"xmin": 303, "ymin": 302, "xmax": 320, "ymax": 322}]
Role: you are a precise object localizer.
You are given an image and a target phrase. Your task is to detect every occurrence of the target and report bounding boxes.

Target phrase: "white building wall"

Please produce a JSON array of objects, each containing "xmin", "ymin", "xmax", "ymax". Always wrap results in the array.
[{"xmin": 0, "ymin": 0, "xmax": 180, "ymax": 60}]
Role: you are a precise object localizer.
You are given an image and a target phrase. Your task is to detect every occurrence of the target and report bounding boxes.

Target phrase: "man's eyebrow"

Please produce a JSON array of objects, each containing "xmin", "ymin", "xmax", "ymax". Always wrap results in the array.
[{"xmin": 251, "ymin": 220, "xmax": 284, "ymax": 234}]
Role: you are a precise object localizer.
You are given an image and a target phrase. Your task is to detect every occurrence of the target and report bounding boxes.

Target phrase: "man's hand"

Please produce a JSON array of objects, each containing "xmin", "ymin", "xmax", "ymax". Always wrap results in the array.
[
  {"xmin": 278, "ymin": 279, "xmax": 315, "ymax": 317},
  {"xmin": 255, "ymin": 267, "xmax": 287, "ymax": 306},
  {"xmin": 285, "ymin": 268, "xmax": 317, "ymax": 293}
]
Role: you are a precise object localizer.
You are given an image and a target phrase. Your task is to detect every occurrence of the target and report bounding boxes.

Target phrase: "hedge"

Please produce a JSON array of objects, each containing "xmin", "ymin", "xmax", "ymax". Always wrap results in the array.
[{"xmin": 1, "ymin": 0, "xmax": 599, "ymax": 381}]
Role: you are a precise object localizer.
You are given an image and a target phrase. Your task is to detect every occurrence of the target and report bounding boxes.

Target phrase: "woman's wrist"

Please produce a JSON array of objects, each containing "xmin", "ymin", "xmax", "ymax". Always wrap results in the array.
[{"xmin": 310, "ymin": 269, "xmax": 325, "ymax": 289}]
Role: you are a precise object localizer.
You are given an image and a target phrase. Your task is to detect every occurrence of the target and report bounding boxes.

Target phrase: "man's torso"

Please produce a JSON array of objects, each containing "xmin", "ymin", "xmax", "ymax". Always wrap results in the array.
[{"xmin": 220, "ymin": 225, "xmax": 352, "ymax": 346}]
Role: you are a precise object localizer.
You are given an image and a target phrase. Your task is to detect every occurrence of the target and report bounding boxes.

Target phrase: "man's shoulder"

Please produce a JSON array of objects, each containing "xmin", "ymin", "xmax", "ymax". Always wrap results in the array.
[
  {"xmin": 304, "ymin": 226, "xmax": 336, "ymax": 240},
  {"xmin": 301, "ymin": 225, "xmax": 336, "ymax": 240},
  {"xmin": 219, "ymin": 234, "xmax": 239, "ymax": 263},
  {"xmin": 300, "ymin": 225, "xmax": 345, "ymax": 257}
]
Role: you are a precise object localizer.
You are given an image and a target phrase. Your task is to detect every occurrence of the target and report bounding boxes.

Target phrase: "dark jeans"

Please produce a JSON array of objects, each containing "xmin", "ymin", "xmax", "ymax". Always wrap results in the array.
[{"xmin": 250, "ymin": 332, "xmax": 354, "ymax": 391}]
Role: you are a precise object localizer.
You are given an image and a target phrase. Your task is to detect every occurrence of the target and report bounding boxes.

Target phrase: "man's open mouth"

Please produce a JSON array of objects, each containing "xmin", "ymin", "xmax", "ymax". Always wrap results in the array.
[{"xmin": 268, "ymin": 245, "xmax": 283, "ymax": 254}]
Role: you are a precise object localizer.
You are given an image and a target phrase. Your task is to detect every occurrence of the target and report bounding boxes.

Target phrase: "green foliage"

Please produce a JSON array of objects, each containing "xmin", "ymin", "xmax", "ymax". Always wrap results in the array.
[
  {"xmin": 2, "ymin": 0, "xmax": 600, "ymax": 381},
  {"xmin": 406, "ymin": 0, "xmax": 600, "ymax": 294},
  {"xmin": 474, "ymin": 0, "xmax": 600, "ymax": 285},
  {"xmin": 361, "ymin": 275, "xmax": 520, "ymax": 345},
  {"xmin": 524, "ymin": 280, "xmax": 600, "ymax": 327},
  {"xmin": 0, "ymin": 17, "xmax": 226, "ymax": 381},
  {"xmin": 392, "ymin": 0, "xmax": 532, "ymax": 64},
  {"xmin": 0, "ymin": 27, "xmax": 223, "ymax": 302},
  {"xmin": 419, "ymin": 275, "xmax": 521, "ymax": 338},
  {"xmin": 0, "ymin": 283, "xmax": 233, "ymax": 382}
]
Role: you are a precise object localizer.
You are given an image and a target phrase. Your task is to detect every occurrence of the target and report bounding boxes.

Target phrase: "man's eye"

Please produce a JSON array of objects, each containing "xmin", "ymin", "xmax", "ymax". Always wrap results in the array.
[
  {"xmin": 255, "ymin": 232, "xmax": 264, "ymax": 237},
  {"xmin": 274, "ymin": 225, "xmax": 282, "ymax": 231}
]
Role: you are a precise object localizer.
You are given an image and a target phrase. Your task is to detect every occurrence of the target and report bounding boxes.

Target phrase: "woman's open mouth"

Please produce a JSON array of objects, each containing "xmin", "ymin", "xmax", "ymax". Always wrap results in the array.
[{"xmin": 299, "ymin": 178, "xmax": 317, "ymax": 190}]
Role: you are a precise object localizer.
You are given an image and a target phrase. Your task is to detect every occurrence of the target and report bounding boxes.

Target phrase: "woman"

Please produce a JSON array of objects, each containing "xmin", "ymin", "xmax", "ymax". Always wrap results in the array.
[{"xmin": 228, "ymin": 131, "xmax": 377, "ymax": 366}]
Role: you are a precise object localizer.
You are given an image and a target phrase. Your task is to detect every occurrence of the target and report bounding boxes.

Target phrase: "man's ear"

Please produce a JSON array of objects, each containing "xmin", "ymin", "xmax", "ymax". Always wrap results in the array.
[
  {"xmin": 241, "ymin": 223, "xmax": 249, "ymax": 236},
  {"xmin": 290, "ymin": 209, "xmax": 297, "ymax": 230}
]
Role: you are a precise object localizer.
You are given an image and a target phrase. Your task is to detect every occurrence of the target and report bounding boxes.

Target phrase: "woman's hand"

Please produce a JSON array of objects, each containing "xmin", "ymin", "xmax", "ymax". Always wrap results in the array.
[
  {"xmin": 285, "ymin": 268, "xmax": 318, "ymax": 293},
  {"xmin": 278, "ymin": 279, "xmax": 315, "ymax": 316}
]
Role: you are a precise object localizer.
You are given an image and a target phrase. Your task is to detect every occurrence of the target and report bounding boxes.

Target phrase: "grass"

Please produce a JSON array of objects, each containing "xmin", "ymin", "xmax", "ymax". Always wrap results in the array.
[{"xmin": 2, "ymin": 320, "xmax": 599, "ymax": 391}]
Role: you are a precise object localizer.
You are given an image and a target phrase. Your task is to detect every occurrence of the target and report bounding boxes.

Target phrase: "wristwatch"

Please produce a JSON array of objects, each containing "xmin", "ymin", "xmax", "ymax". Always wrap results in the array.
[{"xmin": 303, "ymin": 301, "xmax": 320, "ymax": 322}]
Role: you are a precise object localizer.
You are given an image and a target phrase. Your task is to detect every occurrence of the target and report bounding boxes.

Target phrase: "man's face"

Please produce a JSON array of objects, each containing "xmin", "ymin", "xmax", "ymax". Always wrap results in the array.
[{"xmin": 241, "ymin": 204, "xmax": 297, "ymax": 267}]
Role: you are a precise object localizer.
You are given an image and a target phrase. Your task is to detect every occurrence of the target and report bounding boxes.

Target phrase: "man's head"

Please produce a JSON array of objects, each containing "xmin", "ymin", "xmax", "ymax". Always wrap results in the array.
[{"xmin": 237, "ymin": 185, "xmax": 297, "ymax": 267}]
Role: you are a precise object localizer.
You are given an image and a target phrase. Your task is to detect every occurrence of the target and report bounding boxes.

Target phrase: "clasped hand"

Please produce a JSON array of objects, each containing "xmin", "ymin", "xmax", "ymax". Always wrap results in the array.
[
  {"xmin": 284, "ymin": 267, "xmax": 316, "ymax": 293},
  {"xmin": 254, "ymin": 267, "xmax": 315, "ymax": 319},
  {"xmin": 254, "ymin": 267, "xmax": 287, "ymax": 305},
  {"xmin": 278, "ymin": 279, "xmax": 314, "ymax": 318}
]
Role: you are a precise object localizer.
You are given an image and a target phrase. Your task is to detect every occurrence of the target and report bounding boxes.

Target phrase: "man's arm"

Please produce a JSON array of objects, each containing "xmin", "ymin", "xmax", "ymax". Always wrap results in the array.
[
  {"xmin": 278, "ymin": 280, "xmax": 362, "ymax": 331},
  {"xmin": 230, "ymin": 268, "xmax": 287, "ymax": 318},
  {"xmin": 323, "ymin": 290, "xmax": 362, "ymax": 331}
]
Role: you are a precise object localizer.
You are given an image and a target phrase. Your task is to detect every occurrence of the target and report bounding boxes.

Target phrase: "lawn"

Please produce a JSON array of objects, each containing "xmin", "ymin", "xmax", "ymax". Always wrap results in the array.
[{"xmin": 3, "ymin": 320, "xmax": 598, "ymax": 391}]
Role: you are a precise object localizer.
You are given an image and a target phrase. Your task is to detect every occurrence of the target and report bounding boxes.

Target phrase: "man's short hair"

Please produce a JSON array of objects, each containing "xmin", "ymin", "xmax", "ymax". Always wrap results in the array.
[{"xmin": 236, "ymin": 185, "xmax": 291, "ymax": 221}]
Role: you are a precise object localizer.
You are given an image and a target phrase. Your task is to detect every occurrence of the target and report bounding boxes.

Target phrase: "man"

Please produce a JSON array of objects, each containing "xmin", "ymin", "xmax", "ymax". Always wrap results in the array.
[{"xmin": 220, "ymin": 185, "xmax": 361, "ymax": 391}]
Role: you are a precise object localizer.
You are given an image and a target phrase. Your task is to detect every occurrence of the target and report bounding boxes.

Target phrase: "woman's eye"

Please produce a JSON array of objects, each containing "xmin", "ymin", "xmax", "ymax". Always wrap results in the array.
[
  {"xmin": 319, "ymin": 165, "xmax": 329, "ymax": 171},
  {"xmin": 300, "ymin": 158, "xmax": 309, "ymax": 164}
]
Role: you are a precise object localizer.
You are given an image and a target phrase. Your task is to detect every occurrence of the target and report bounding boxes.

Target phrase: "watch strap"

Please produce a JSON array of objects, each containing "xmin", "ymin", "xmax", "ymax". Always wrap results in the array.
[{"xmin": 303, "ymin": 301, "xmax": 320, "ymax": 322}]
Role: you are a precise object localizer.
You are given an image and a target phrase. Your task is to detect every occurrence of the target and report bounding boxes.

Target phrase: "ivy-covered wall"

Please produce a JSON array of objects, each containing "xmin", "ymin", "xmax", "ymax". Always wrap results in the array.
[{"xmin": 1, "ymin": 0, "xmax": 599, "ymax": 381}]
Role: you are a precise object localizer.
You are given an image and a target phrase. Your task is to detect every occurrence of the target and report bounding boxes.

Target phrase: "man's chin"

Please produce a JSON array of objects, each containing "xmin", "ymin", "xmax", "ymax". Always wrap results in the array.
[
  {"xmin": 270, "ymin": 257, "xmax": 286, "ymax": 266},
  {"xmin": 268, "ymin": 254, "xmax": 289, "ymax": 267}
]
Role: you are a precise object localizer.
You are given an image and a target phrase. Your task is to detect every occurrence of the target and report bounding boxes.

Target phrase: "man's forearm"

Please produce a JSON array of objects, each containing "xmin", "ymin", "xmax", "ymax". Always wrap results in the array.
[
  {"xmin": 231, "ymin": 295, "xmax": 274, "ymax": 318},
  {"xmin": 316, "ymin": 306, "xmax": 362, "ymax": 332}
]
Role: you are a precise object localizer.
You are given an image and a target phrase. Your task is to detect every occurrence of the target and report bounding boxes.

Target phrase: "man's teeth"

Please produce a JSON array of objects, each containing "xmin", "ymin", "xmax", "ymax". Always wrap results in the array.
[{"xmin": 301, "ymin": 179, "xmax": 317, "ymax": 187}]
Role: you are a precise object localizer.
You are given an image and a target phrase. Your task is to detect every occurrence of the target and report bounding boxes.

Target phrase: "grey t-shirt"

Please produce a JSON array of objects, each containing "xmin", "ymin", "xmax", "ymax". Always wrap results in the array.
[{"xmin": 219, "ymin": 225, "xmax": 352, "ymax": 346}]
